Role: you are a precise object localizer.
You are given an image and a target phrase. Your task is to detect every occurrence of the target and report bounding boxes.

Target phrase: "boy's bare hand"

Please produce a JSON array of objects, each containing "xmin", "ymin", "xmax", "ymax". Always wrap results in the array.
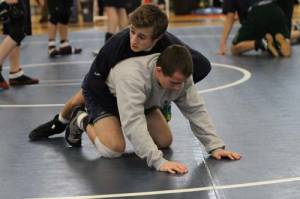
[
  {"xmin": 159, "ymin": 161, "xmax": 188, "ymax": 174},
  {"xmin": 211, "ymin": 148, "xmax": 241, "ymax": 160}
]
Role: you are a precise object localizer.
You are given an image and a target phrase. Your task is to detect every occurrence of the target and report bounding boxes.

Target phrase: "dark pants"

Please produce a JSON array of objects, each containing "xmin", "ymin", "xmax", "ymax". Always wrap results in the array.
[{"xmin": 233, "ymin": 3, "xmax": 290, "ymax": 44}]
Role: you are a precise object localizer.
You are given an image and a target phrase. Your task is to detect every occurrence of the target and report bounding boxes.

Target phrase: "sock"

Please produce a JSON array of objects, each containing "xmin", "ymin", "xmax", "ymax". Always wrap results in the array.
[
  {"xmin": 76, "ymin": 112, "xmax": 88, "ymax": 131},
  {"xmin": 9, "ymin": 69, "xmax": 24, "ymax": 79},
  {"xmin": 48, "ymin": 39, "xmax": 56, "ymax": 48},
  {"xmin": 255, "ymin": 39, "xmax": 267, "ymax": 51},
  {"xmin": 60, "ymin": 40, "xmax": 70, "ymax": 48},
  {"xmin": 58, "ymin": 113, "xmax": 69, "ymax": 124}
]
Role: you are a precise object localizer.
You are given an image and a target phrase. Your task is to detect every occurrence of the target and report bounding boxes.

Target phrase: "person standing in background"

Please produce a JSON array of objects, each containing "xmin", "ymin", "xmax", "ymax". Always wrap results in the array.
[
  {"xmin": 0, "ymin": 0, "xmax": 42, "ymax": 90},
  {"xmin": 103, "ymin": 0, "xmax": 128, "ymax": 42}
]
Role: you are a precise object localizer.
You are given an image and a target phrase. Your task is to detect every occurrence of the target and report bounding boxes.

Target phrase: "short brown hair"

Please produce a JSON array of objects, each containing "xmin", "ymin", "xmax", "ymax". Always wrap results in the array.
[
  {"xmin": 157, "ymin": 45, "xmax": 193, "ymax": 78},
  {"xmin": 129, "ymin": 4, "xmax": 168, "ymax": 40}
]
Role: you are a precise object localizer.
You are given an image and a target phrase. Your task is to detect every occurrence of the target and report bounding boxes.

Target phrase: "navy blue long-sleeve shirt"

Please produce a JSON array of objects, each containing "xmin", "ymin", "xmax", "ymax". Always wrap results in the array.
[{"xmin": 83, "ymin": 28, "xmax": 211, "ymax": 108}]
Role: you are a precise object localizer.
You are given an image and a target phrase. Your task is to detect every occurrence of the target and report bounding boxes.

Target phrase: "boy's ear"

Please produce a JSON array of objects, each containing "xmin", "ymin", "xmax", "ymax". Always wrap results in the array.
[{"xmin": 155, "ymin": 65, "xmax": 162, "ymax": 73}]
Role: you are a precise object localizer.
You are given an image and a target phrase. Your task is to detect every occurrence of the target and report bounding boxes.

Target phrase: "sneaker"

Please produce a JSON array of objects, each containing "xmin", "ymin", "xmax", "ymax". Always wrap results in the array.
[
  {"xmin": 65, "ymin": 106, "xmax": 85, "ymax": 147},
  {"xmin": 0, "ymin": 71, "xmax": 9, "ymax": 90},
  {"xmin": 48, "ymin": 47, "xmax": 59, "ymax": 58},
  {"xmin": 59, "ymin": 45, "xmax": 82, "ymax": 55},
  {"xmin": 0, "ymin": 80, "xmax": 9, "ymax": 90},
  {"xmin": 275, "ymin": 33, "xmax": 291, "ymax": 57},
  {"xmin": 29, "ymin": 114, "xmax": 67, "ymax": 141},
  {"xmin": 264, "ymin": 33, "xmax": 279, "ymax": 57},
  {"xmin": 9, "ymin": 74, "xmax": 39, "ymax": 86}
]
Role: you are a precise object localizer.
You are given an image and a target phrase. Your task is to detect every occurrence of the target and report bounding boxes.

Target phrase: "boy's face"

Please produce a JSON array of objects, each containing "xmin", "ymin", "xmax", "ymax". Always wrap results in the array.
[
  {"xmin": 129, "ymin": 25, "xmax": 160, "ymax": 52},
  {"xmin": 155, "ymin": 67, "xmax": 187, "ymax": 91}
]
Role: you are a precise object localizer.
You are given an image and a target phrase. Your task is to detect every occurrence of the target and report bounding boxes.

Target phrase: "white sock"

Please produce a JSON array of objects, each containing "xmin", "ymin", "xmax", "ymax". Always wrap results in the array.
[
  {"xmin": 60, "ymin": 41, "xmax": 70, "ymax": 48},
  {"xmin": 48, "ymin": 40, "xmax": 56, "ymax": 47},
  {"xmin": 9, "ymin": 69, "xmax": 24, "ymax": 79},
  {"xmin": 76, "ymin": 112, "xmax": 88, "ymax": 130},
  {"xmin": 58, "ymin": 113, "xmax": 69, "ymax": 124}
]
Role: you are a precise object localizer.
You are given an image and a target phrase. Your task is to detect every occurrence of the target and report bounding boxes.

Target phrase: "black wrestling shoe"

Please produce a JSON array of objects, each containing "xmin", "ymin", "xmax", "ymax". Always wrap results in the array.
[
  {"xmin": 65, "ymin": 106, "xmax": 85, "ymax": 147},
  {"xmin": 9, "ymin": 74, "xmax": 39, "ymax": 86},
  {"xmin": 59, "ymin": 45, "xmax": 82, "ymax": 55},
  {"xmin": 48, "ymin": 46, "xmax": 59, "ymax": 58},
  {"xmin": 29, "ymin": 114, "xmax": 67, "ymax": 141}
]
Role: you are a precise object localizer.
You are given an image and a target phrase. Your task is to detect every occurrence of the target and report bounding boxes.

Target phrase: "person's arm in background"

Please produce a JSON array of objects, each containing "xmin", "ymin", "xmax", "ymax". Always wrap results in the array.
[{"xmin": 218, "ymin": 12, "xmax": 235, "ymax": 55}]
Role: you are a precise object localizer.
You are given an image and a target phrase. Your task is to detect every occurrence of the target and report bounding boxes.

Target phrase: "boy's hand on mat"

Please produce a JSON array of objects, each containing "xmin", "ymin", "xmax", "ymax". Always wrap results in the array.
[
  {"xmin": 159, "ymin": 161, "xmax": 188, "ymax": 174},
  {"xmin": 218, "ymin": 43, "xmax": 227, "ymax": 55},
  {"xmin": 211, "ymin": 148, "xmax": 241, "ymax": 160}
]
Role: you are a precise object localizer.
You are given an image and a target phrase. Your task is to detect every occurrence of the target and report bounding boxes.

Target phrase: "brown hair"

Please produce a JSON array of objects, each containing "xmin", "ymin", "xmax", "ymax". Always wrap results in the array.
[
  {"xmin": 129, "ymin": 4, "xmax": 168, "ymax": 40},
  {"xmin": 157, "ymin": 45, "xmax": 193, "ymax": 78}
]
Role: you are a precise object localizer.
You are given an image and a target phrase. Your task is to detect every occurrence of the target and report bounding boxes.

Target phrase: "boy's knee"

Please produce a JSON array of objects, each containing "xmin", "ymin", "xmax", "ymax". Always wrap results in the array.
[
  {"xmin": 156, "ymin": 133, "xmax": 173, "ymax": 149},
  {"xmin": 94, "ymin": 138, "xmax": 124, "ymax": 158}
]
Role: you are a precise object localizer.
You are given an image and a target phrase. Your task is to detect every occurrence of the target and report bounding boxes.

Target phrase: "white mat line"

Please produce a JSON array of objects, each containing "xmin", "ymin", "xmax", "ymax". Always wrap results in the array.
[{"xmin": 27, "ymin": 176, "xmax": 300, "ymax": 199}]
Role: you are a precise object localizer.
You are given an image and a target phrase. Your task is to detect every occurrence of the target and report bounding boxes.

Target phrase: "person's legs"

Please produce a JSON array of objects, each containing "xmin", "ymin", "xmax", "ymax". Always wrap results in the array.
[
  {"xmin": 0, "ymin": 36, "xmax": 17, "ymax": 64},
  {"xmin": 56, "ymin": 0, "xmax": 81, "ymax": 55},
  {"xmin": 65, "ymin": 104, "xmax": 125, "ymax": 157},
  {"xmin": 29, "ymin": 89, "xmax": 85, "ymax": 140},
  {"xmin": 105, "ymin": 6, "xmax": 119, "ymax": 41},
  {"xmin": 61, "ymin": 89, "xmax": 85, "ymax": 119},
  {"xmin": 87, "ymin": 116, "xmax": 125, "ymax": 154},
  {"xmin": 47, "ymin": 0, "xmax": 59, "ymax": 56},
  {"xmin": 230, "ymin": 4, "xmax": 286, "ymax": 57},
  {"xmin": 231, "ymin": 41, "xmax": 256, "ymax": 55},
  {"xmin": 116, "ymin": 8, "xmax": 128, "ymax": 30},
  {"xmin": 8, "ymin": 47, "xmax": 39, "ymax": 86},
  {"xmin": 0, "ymin": 36, "xmax": 17, "ymax": 90},
  {"xmin": 57, "ymin": 22, "xmax": 82, "ymax": 55},
  {"xmin": 58, "ymin": 23, "xmax": 68, "ymax": 41},
  {"xmin": 66, "ymin": 107, "xmax": 172, "ymax": 152},
  {"xmin": 274, "ymin": 33, "xmax": 291, "ymax": 57},
  {"xmin": 231, "ymin": 34, "xmax": 279, "ymax": 57},
  {"xmin": 8, "ymin": 47, "xmax": 21, "ymax": 73},
  {"xmin": 47, "ymin": 22, "xmax": 59, "ymax": 57}
]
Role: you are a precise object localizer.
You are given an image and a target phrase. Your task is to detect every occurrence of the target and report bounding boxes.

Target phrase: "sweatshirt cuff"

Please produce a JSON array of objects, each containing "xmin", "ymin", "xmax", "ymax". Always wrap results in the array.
[
  {"xmin": 207, "ymin": 144, "xmax": 226, "ymax": 154},
  {"xmin": 153, "ymin": 157, "xmax": 168, "ymax": 171}
]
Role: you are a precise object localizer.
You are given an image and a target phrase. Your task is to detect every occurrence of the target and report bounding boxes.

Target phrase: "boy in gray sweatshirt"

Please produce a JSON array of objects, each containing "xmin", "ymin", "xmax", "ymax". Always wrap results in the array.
[{"xmin": 66, "ymin": 45, "xmax": 241, "ymax": 174}]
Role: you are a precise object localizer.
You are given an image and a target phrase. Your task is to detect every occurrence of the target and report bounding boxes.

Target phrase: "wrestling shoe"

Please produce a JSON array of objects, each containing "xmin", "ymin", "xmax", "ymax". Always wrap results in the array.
[
  {"xmin": 9, "ymin": 74, "xmax": 39, "ymax": 86},
  {"xmin": 65, "ymin": 106, "xmax": 85, "ymax": 147},
  {"xmin": 0, "ymin": 80, "xmax": 9, "ymax": 90},
  {"xmin": 48, "ymin": 46, "xmax": 59, "ymax": 58},
  {"xmin": 29, "ymin": 114, "xmax": 67, "ymax": 141},
  {"xmin": 59, "ymin": 45, "xmax": 82, "ymax": 55},
  {"xmin": 0, "ymin": 72, "xmax": 9, "ymax": 90}
]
